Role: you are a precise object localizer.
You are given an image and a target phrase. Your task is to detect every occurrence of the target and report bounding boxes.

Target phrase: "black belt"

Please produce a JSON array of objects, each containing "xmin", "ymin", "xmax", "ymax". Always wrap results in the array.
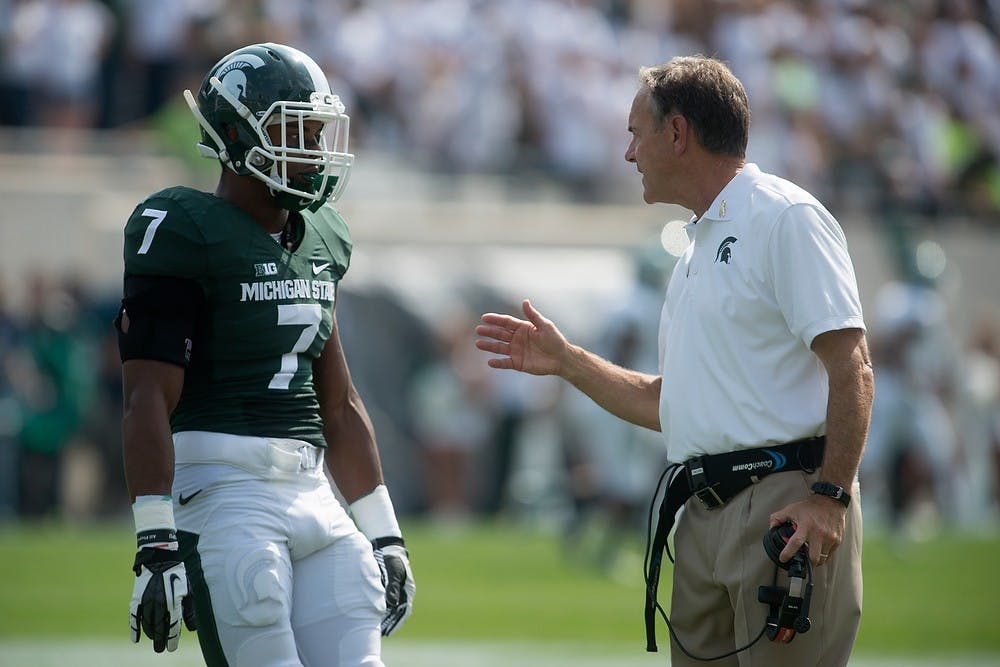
[{"xmin": 643, "ymin": 436, "xmax": 825, "ymax": 652}]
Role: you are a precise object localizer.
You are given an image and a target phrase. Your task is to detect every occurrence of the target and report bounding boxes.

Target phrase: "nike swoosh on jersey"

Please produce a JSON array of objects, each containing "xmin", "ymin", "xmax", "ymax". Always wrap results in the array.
[
  {"xmin": 312, "ymin": 262, "xmax": 331, "ymax": 275},
  {"xmin": 178, "ymin": 489, "xmax": 202, "ymax": 506}
]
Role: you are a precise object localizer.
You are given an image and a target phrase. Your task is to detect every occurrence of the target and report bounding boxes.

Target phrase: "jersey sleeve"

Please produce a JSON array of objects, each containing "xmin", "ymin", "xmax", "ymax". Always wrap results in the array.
[
  {"xmin": 305, "ymin": 206, "xmax": 353, "ymax": 280},
  {"xmin": 123, "ymin": 188, "xmax": 209, "ymax": 279}
]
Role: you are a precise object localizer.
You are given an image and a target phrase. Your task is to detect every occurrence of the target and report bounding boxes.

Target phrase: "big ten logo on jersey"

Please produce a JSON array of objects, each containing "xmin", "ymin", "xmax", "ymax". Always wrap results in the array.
[{"xmin": 255, "ymin": 262, "xmax": 278, "ymax": 277}]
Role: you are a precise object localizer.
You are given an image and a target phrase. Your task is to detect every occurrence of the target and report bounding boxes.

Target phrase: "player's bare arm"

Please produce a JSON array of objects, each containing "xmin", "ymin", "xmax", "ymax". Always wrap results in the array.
[
  {"xmin": 313, "ymin": 311, "xmax": 384, "ymax": 503},
  {"xmin": 122, "ymin": 359, "xmax": 184, "ymax": 499},
  {"xmin": 316, "ymin": 304, "xmax": 416, "ymax": 636},
  {"xmin": 121, "ymin": 357, "xmax": 195, "ymax": 652},
  {"xmin": 770, "ymin": 327, "xmax": 874, "ymax": 565},
  {"xmin": 477, "ymin": 299, "xmax": 661, "ymax": 431}
]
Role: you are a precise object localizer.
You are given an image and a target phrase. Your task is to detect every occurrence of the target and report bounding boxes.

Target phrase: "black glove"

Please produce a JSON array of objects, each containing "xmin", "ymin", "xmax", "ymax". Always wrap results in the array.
[
  {"xmin": 129, "ymin": 533, "xmax": 196, "ymax": 652},
  {"xmin": 372, "ymin": 536, "xmax": 415, "ymax": 636}
]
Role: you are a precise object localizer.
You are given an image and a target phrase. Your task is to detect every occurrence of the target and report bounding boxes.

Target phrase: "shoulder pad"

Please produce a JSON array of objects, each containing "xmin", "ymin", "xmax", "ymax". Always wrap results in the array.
[
  {"xmin": 123, "ymin": 187, "xmax": 214, "ymax": 278},
  {"xmin": 303, "ymin": 206, "xmax": 353, "ymax": 279}
]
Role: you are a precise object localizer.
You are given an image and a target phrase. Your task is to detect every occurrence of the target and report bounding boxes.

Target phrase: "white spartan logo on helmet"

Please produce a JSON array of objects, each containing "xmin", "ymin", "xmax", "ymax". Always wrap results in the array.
[{"xmin": 216, "ymin": 53, "xmax": 267, "ymax": 107}]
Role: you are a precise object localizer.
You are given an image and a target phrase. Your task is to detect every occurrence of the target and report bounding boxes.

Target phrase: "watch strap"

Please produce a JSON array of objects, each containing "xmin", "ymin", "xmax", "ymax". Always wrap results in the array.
[{"xmin": 811, "ymin": 481, "xmax": 851, "ymax": 508}]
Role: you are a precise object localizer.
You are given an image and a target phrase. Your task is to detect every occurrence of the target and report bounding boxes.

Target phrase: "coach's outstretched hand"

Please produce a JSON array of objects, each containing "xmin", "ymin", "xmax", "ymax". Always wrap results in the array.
[{"xmin": 476, "ymin": 299, "xmax": 568, "ymax": 376}]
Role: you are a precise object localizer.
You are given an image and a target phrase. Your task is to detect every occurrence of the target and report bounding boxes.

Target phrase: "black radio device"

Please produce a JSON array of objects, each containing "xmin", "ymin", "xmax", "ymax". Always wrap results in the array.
[{"xmin": 759, "ymin": 521, "xmax": 814, "ymax": 643}]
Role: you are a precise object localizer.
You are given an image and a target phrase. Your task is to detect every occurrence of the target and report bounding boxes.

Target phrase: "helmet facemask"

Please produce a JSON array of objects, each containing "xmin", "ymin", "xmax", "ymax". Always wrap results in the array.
[{"xmin": 249, "ymin": 94, "xmax": 353, "ymax": 212}]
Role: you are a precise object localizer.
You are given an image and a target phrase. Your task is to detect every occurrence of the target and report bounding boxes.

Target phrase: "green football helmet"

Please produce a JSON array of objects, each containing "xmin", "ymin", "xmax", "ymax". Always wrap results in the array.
[{"xmin": 184, "ymin": 42, "xmax": 353, "ymax": 211}]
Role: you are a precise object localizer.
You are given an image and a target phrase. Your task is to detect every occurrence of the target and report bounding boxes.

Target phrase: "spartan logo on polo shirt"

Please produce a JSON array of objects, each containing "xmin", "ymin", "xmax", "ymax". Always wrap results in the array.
[
  {"xmin": 730, "ymin": 449, "xmax": 788, "ymax": 474},
  {"xmin": 715, "ymin": 236, "xmax": 738, "ymax": 264}
]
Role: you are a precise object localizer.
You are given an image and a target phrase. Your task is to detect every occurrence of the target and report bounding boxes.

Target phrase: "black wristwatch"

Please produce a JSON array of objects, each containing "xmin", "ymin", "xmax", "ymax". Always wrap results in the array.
[{"xmin": 811, "ymin": 481, "xmax": 851, "ymax": 508}]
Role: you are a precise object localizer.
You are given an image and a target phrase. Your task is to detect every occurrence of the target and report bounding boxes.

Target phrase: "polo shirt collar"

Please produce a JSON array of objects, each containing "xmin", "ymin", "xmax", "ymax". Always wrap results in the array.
[{"xmin": 689, "ymin": 162, "xmax": 760, "ymax": 225}]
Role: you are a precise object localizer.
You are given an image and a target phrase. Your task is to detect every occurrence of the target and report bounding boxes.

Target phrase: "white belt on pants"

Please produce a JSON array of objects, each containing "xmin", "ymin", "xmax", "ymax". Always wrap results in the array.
[{"xmin": 173, "ymin": 431, "xmax": 324, "ymax": 475}]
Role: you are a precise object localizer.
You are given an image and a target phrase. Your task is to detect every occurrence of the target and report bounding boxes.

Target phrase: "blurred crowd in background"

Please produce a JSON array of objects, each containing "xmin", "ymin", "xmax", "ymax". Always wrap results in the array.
[
  {"xmin": 1, "ymin": 0, "xmax": 1000, "ymax": 566},
  {"xmin": 2, "ymin": 0, "xmax": 1000, "ymax": 216}
]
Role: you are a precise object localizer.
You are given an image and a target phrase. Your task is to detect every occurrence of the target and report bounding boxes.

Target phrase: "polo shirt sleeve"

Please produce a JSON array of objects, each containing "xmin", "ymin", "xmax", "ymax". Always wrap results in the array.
[{"xmin": 768, "ymin": 203, "xmax": 866, "ymax": 348}]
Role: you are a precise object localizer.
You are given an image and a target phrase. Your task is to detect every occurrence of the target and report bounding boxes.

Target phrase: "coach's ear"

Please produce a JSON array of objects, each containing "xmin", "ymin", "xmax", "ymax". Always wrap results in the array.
[{"xmin": 667, "ymin": 113, "xmax": 690, "ymax": 155}]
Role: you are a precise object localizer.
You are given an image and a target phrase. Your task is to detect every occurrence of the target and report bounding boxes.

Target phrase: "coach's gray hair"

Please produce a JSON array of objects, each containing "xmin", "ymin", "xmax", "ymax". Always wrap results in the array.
[{"xmin": 639, "ymin": 56, "xmax": 750, "ymax": 158}]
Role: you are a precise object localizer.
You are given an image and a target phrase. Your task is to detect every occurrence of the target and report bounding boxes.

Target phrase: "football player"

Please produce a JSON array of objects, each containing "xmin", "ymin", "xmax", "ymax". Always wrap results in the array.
[{"xmin": 117, "ymin": 42, "xmax": 414, "ymax": 666}]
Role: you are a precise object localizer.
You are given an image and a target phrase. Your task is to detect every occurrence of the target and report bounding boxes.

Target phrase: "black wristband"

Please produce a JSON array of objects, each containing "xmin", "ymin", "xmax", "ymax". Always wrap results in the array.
[
  {"xmin": 811, "ymin": 481, "xmax": 851, "ymax": 508},
  {"xmin": 136, "ymin": 528, "xmax": 178, "ymax": 549},
  {"xmin": 372, "ymin": 536, "xmax": 406, "ymax": 550},
  {"xmin": 132, "ymin": 544, "xmax": 182, "ymax": 575}
]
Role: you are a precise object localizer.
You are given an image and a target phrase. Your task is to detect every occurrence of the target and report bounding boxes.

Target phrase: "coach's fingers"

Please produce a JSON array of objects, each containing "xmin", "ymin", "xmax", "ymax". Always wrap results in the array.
[
  {"xmin": 806, "ymin": 527, "xmax": 841, "ymax": 567},
  {"xmin": 474, "ymin": 336, "xmax": 512, "ymax": 363},
  {"xmin": 780, "ymin": 531, "xmax": 808, "ymax": 564},
  {"xmin": 521, "ymin": 299, "xmax": 549, "ymax": 328},
  {"xmin": 474, "ymin": 338, "xmax": 506, "ymax": 354},
  {"xmin": 769, "ymin": 508, "xmax": 809, "ymax": 563},
  {"xmin": 486, "ymin": 356, "xmax": 514, "ymax": 370},
  {"xmin": 474, "ymin": 324, "xmax": 513, "ymax": 343},
  {"xmin": 480, "ymin": 313, "xmax": 528, "ymax": 330},
  {"xmin": 812, "ymin": 544, "xmax": 834, "ymax": 567}
]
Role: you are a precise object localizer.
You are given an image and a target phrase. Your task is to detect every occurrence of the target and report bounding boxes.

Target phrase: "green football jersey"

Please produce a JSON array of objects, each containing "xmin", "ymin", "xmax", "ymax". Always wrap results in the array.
[{"xmin": 122, "ymin": 186, "xmax": 353, "ymax": 447}]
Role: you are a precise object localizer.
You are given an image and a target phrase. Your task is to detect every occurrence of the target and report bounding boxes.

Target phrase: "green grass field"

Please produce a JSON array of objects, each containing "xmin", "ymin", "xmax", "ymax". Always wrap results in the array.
[{"xmin": 0, "ymin": 520, "xmax": 997, "ymax": 664}]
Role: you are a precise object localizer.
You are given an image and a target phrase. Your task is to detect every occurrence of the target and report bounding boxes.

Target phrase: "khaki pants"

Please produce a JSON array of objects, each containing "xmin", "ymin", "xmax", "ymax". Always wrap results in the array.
[{"xmin": 668, "ymin": 469, "xmax": 862, "ymax": 667}]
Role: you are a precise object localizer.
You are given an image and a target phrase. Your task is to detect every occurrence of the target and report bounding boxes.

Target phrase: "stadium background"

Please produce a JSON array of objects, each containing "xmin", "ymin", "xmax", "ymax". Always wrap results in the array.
[{"xmin": 1, "ymin": 0, "xmax": 999, "ymax": 665}]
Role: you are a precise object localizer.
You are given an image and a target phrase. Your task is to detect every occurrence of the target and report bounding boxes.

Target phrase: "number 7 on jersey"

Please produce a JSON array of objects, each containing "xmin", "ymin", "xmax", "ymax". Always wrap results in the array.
[
  {"xmin": 269, "ymin": 303, "xmax": 323, "ymax": 390},
  {"xmin": 137, "ymin": 208, "xmax": 168, "ymax": 255}
]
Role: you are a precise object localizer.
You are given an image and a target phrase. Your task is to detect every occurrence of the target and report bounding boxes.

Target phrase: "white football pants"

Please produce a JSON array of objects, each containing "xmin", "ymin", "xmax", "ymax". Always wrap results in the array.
[{"xmin": 172, "ymin": 431, "xmax": 386, "ymax": 667}]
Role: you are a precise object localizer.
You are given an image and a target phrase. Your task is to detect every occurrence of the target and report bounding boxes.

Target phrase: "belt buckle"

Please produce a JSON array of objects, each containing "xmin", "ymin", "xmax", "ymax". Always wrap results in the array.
[
  {"xmin": 687, "ymin": 458, "xmax": 725, "ymax": 509},
  {"xmin": 693, "ymin": 485, "xmax": 724, "ymax": 509},
  {"xmin": 302, "ymin": 446, "xmax": 322, "ymax": 471}
]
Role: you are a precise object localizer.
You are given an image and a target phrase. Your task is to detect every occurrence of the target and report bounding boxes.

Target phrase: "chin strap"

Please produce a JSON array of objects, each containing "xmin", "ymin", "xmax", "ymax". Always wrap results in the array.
[
  {"xmin": 269, "ymin": 172, "xmax": 339, "ymax": 212},
  {"xmin": 184, "ymin": 76, "xmax": 262, "ymax": 172},
  {"xmin": 183, "ymin": 88, "xmax": 229, "ymax": 166}
]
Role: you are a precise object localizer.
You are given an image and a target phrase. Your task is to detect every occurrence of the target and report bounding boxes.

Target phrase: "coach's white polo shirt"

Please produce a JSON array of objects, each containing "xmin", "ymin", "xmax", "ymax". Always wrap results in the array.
[{"xmin": 658, "ymin": 163, "xmax": 865, "ymax": 464}]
